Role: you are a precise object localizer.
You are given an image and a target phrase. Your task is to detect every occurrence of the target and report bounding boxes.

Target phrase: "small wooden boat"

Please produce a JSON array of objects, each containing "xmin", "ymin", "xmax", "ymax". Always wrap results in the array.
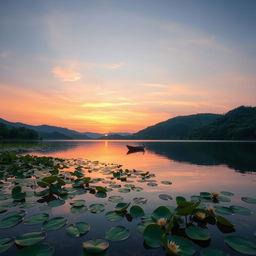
[{"xmin": 126, "ymin": 145, "xmax": 145, "ymax": 152}]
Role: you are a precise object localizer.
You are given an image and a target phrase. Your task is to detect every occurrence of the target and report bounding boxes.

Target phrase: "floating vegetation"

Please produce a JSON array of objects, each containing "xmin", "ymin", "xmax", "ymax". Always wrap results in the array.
[
  {"xmin": 105, "ymin": 226, "xmax": 130, "ymax": 241},
  {"xmin": 0, "ymin": 152, "xmax": 255, "ymax": 256},
  {"xmin": 65, "ymin": 222, "xmax": 90, "ymax": 238}
]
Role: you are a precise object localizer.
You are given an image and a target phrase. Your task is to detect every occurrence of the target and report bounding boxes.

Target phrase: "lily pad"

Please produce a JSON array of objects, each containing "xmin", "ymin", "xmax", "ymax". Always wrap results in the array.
[
  {"xmin": 152, "ymin": 206, "xmax": 172, "ymax": 221},
  {"xmin": 130, "ymin": 205, "xmax": 145, "ymax": 218},
  {"xmin": 108, "ymin": 196, "xmax": 123, "ymax": 203},
  {"xmin": 118, "ymin": 188, "xmax": 130, "ymax": 193},
  {"xmin": 95, "ymin": 192, "xmax": 107, "ymax": 198},
  {"xmin": 16, "ymin": 243, "xmax": 54, "ymax": 256},
  {"xmin": 115, "ymin": 202, "xmax": 130, "ymax": 212},
  {"xmin": 42, "ymin": 216, "xmax": 67, "ymax": 231},
  {"xmin": 131, "ymin": 186, "xmax": 143, "ymax": 192},
  {"xmin": 66, "ymin": 222, "xmax": 90, "ymax": 237},
  {"xmin": 70, "ymin": 200, "xmax": 86, "ymax": 207},
  {"xmin": 159, "ymin": 194, "xmax": 173, "ymax": 201},
  {"xmin": 161, "ymin": 181, "xmax": 172, "ymax": 185},
  {"xmin": 133, "ymin": 197, "xmax": 147, "ymax": 204},
  {"xmin": 0, "ymin": 206, "xmax": 8, "ymax": 214},
  {"xmin": 105, "ymin": 211, "xmax": 124, "ymax": 222},
  {"xmin": 89, "ymin": 204, "xmax": 105, "ymax": 213},
  {"xmin": 24, "ymin": 213, "xmax": 49, "ymax": 225},
  {"xmin": 241, "ymin": 197, "xmax": 256, "ymax": 204},
  {"xmin": 216, "ymin": 215, "xmax": 234, "ymax": 227},
  {"xmin": 164, "ymin": 235, "xmax": 196, "ymax": 256},
  {"xmin": 185, "ymin": 226, "xmax": 211, "ymax": 240},
  {"xmin": 0, "ymin": 214, "xmax": 23, "ymax": 229},
  {"xmin": 105, "ymin": 226, "xmax": 130, "ymax": 241},
  {"xmin": 200, "ymin": 192, "xmax": 212, "ymax": 198},
  {"xmin": 230, "ymin": 205, "xmax": 252, "ymax": 215},
  {"xmin": 143, "ymin": 224, "xmax": 164, "ymax": 248},
  {"xmin": 200, "ymin": 248, "xmax": 230, "ymax": 256},
  {"xmin": 71, "ymin": 206, "xmax": 87, "ymax": 214},
  {"xmin": 225, "ymin": 236, "xmax": 256, "ymax": 255},
  {"xmin": 147, "ymin": 182, "xmax": 157, "ymax": 186},
  {"xmin": 15, "ymin": 231, "xmax": 46, "ymax": 246},
  {"xmin": 47, "ymin": 199, "xmax": 65, "ymax": 208},
  {"xmin": 214, "ymin": 206, "xmax": 233, "ymax": 215},
  {"xmin": 220, "ymin": 191, "xmax": 234, "ymax": 196},
  {"xmin": 83, "ymin": 239, "xmax": 109, "ymax": 254},
  {"xmin": 0, "ymin": 238, "xmax": 13, "ymax": 254},
  {"xmin": 217, "ymin": 196, "xmax": 231, "ymax": 203}
]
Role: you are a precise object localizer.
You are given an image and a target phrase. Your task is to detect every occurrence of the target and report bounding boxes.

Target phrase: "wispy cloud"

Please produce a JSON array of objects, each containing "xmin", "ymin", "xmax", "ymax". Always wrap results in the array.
[
  {"xmin": 51, "ymin": 66, "xmax": 81, "ymax": 82},
  {"xmin": 0, "ymin": 51, "xmax": 10, "ymax": 58},
  {"xmin": 81, "ymin": 101, "xmax": 136, "ymax": 108}
]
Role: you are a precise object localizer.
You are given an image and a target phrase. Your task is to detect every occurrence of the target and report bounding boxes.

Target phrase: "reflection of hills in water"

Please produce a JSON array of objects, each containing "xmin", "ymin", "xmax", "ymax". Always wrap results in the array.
[{"xmin": 144, "ymin": 142, "xmax": 256, "ymax": 173}]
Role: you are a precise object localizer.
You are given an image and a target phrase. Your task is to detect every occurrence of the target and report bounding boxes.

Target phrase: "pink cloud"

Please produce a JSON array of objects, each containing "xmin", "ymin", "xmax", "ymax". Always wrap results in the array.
[{"xmin": 51, "ymin": 66, "xmax": 81, "ymax": 82}]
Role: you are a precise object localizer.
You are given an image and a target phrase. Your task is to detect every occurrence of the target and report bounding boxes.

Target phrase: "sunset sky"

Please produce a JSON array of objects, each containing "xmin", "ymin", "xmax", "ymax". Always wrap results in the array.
[{"xmin": 0, "ymin": 0, "xmax": 255, "ymax": 133}]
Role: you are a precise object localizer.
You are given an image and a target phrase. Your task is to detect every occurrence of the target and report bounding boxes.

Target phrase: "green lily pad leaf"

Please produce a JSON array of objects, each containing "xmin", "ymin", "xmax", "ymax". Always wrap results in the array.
[
  {"xmin": 165, "ymin": 235, "xmax": 195, "ymax": 256},
  {"xmin": 225, "ymin": 236, "xmax": 256, "ymax": 255},
  {"xmin": 242, "ymin": 197, "xmax": 256, "ymax": 204},
  {"xmin": 118, "ymin": 188, "xmax": 130, "ymax": 193},
  {"xmin": 161, "ymin": 181, "xmax": 172, "ymax": 185},
  {"xmin": 133, "ymin": 197, "xmax": 147, "ymax": 204},
  {"xmin": 131, "ymin": 186, "xmax": 143, "ymax": 192},
  {"xmin": 70, "ymin": 200, "xmax": 86, "ymax": 207},
  {"xmin": 200, "ymin": 192, "xmax": 212, "ymax": 198},
  {"xmin": 16, "ymin": 243, "xmax": 54, "ymax": 256},
  {"xmin": 105, "ymin": 211, "xmax": 124, "ymax": 222},
  {"xmin": 0, "ymin": 214, "xmax": 23, "ymax": 229},
  {"xmin": 220, "ymin": 191, "xmax": 234, "ymax": 196},
  {"xmin": 152, "ymin": 206, "xmax": 172, "ymax": 221},
  {"xmin": 12, "ymin": 185, "xmax": 26, "ymax": 201},
  {"xmin": 89, "ymin": 204, "xmax": 105, "ymax": 213},
  {"xmin": 71, "ymin": 206, "xmax": 87, "ymax": 214},
  {"xmin": 216, "ymin": 215, "xmax": 234, "ymax": 227},
  {"xmin": 108, "ymin": 196, "xmax": 123, "ymax": 203},
  {"xmin": 230, "ymin": 205, "xmax": 252, "ymax": 215},
  {"xmin": 185, "ymin": 226, "xmax": 211, "ymax": 240},
  {"xmin": 130, "ymin": 205, "xmax": 145, "ymax": 218},
  {"xmin": 47, "ymin": 199, "xmax": 65, "ymax": 208},
  {"xmin": 214, "ymin": 206, "xmax": 233, "ymax": 215},
  {"xmin": 159, "ymin": 194, "xmax": 173, "ymax": 201},
  {"xmin": 147, "ymin": 182, "xmax": 157, "ymax": 186},
  {"xmin": 66, "ymin": 222, "xmax": 90, "ymax": 237},
  {"xmin": 15, "ymin": 231, "xmax": 46, "ymax": 246},
  {"xmin": 200, "ymin": 248, "xmax": 230, "ymax": 256},
  {"xmin": 95, "ymin": 192, "xmax": 107, "ymax": 198},
  {"xmin": 0, "ymin": 206, "xmax": 8, "ymax": 214},
  {"xmin": 105, "ymin": 226, "xmax": 130, "ymax": 241},
  {"xmin": 42, "ymin": 216, "xmax": 67, "ymax": 231},
  {"xmin": 115, "ymin": 202, "xmax": 130, "ymax": 212},
  {"xmin": 4, "ymin": 210, "xmax": 26, "ymax": 218},
  {"xmin": 24, "ymin": 213, "xmax": 49, "ymax": 225},
  {"xmin": 0, "ymin": 238, "xmax": 13, "ymax": 254},
  {"xmin": 109, "ymin": 184, "xmax": 121, "ymax": 188},
  {"xmin": 143, "ymin": 224, "xmax": 164, "ymax": 248},
  {"xmin": 83, "ymin": 239, "xmax": 109, "ymax": 254},
  {"xmin": 218, "ymin": 196, "xmax": 231, "ymax": 202}
]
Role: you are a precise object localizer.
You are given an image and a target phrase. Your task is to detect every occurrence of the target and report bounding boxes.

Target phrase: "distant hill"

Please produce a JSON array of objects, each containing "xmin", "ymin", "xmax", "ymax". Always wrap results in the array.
[
  {"xmin": 1, "ymin": 105, "xmax": 255, "ymax": 140},
  {"xmin": 0, "ymin": 123, "xmax": 39, "ymax": 140},
  {"xmin": 0, "ymin": 118, "xmax": 90, "ymax": 140},
  {"xmin": 189, "ymin": 106, "xmax": 256, "ymax": 140},
  {"xmin": 132, "ymin": 113, "xmax": 221, "ymax": 139}
]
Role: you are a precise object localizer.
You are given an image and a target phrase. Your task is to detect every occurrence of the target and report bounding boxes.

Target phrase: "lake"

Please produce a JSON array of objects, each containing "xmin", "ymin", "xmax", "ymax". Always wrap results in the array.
[{"xmin": 0, "ymin": 140, "xmax": 256, "ymax": 256}]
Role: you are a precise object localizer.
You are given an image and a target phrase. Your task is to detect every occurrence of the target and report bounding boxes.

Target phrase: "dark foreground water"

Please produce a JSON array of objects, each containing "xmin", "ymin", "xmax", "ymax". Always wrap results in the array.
[{"xmin": 0, "ymin": 140, "xmax": 256, "ymax": 256}]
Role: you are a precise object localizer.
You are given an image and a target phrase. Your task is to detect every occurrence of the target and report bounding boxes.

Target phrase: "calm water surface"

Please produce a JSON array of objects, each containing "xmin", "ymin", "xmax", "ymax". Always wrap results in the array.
[{"xmin": 1, "ymin": 140, "xmax": 256, "ymax": 256}]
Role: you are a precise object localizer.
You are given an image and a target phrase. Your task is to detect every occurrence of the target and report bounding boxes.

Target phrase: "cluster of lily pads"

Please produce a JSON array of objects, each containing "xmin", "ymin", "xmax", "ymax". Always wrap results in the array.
[{"xmin": 0, "ymin": 152, "xmax": 256, "ymax": 256}]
